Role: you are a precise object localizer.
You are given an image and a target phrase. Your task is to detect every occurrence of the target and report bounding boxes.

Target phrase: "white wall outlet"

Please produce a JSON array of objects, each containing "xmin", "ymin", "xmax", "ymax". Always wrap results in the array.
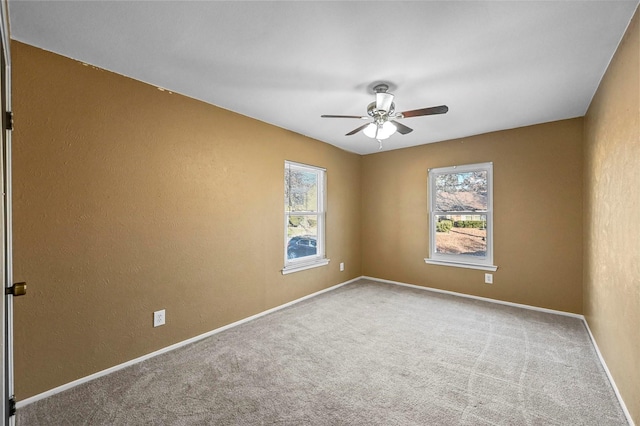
[
  {"xmin": 485, "ymin": 273, "xmax": 493, "ymax": 284},
  {"xmin": 340, "ymin": 262, "xmax": 345, "ymax": 272},
  {"xmin": 153, "ymin": 309, "xmax": 166, "ymax": 327}
]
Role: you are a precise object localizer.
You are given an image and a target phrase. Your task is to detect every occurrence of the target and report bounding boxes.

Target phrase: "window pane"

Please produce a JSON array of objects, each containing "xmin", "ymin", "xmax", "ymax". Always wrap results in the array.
[
  {"xmin": 285, "ymin": 167, "xmax": 318, "ymax": 212},
  {"xmin": 434, "ymin": 214, "xmax": 487, "ymax": 257},
  {"xmin": 435, "ymin": 170, "xmax": 487, "ymax": 211},
  {"xmin": 287, "ymin": 215, "xmax": 318, "ymax": 259}
]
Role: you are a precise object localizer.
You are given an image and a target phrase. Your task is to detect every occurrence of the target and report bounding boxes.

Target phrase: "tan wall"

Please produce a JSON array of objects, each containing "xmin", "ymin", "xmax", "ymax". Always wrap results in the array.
[
  {"xmin": 362, "ymin": 119, "xmax": 584, "ymax": 314},
  {"xmin": 584, "ymin": 7, "xmax": 639, "ymax": 424},
  {"xmin": 11, "ymin": 42, "xmax": 362, "ymax": 400},
  {"xmin": 12, "ymin": 11, "xmax": 638, "ymax": 414}
]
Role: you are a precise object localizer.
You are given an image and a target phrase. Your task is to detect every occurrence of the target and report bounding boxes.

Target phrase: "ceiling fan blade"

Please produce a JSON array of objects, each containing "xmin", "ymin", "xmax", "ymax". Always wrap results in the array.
[
  {"xmin": 376, "ymin": 92, "xmax": 394, "ymax": 112},
  {"xmin": 399, "ymin": 105, "xmax": 448, "ymax": 118},
  {"xmin": 391, "ymin": 120, "xmax": 413, "ymax": 135},
  {"xmin": 321, "ymin": 114, "xmax": 369, "ymax": 119},
  {"xmin": 345, "ymin": 123, "xmax": 371, "ymax": 136}
]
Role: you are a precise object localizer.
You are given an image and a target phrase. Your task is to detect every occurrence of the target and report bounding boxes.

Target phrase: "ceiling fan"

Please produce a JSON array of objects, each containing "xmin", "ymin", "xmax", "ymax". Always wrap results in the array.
[{"xmin": 321, "ymin": 83, "xmax": 448, "ymax": 149}]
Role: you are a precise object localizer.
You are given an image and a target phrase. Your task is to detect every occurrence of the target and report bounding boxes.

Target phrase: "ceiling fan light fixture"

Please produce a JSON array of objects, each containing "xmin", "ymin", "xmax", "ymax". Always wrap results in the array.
[
  {"xmin": 363, "ymin": 123, "xmax": 377, "ymax": 138},
  {"xmin": 363, "ymin": 121, "xmax": 397, "ymax": 140},
  {"xmin": 378, "ymin": 121, "xmax": 397, "ymax": 139}
]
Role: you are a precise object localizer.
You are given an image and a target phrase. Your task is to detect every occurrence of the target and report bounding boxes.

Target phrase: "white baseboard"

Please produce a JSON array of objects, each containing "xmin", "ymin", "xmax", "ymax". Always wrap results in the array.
[
  {"xmin": 362, "ymin": 276, "xmax": 584, "ymax": 319},
  {"xmin": 582, "ymin": 319, "xmax": 635, "ymax": 426},
  {"xmin": 16, "ymin": 276, "xmax": 361, "ymax": 409},
  {"xmin": 18, "ymin": 275, "xmax": 635, "ymax": 426},
  {"xmin": 361, "ymin": 275, "xmax": 634, "ymax": 426}
]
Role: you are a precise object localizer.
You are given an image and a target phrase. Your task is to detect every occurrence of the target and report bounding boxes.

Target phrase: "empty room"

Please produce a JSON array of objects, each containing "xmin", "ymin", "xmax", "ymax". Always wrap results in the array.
[{"xmin": 1, "ymin": 1, "xmax": 638, "ymax": 425}]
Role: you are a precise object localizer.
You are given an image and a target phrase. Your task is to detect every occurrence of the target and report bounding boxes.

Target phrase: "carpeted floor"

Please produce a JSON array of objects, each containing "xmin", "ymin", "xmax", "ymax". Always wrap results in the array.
[{"xmin": 17, "ymin": 280, "xmax": 628, "ymax": 425}]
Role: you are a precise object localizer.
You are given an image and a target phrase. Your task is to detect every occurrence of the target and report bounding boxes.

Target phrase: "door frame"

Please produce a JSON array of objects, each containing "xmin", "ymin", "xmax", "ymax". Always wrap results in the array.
[{"xmin": 0, "ymin": 0, "xmax": 12, "ymax": 424}]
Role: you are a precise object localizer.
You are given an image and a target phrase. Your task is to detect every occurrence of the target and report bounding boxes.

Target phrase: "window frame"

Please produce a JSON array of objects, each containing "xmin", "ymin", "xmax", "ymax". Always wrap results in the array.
[
  {"xmin": 282, "ymin": 161, "xmax": 329, "ymax": 274},
  {"xmin": 425, "ymin": 162, "xmax": 497, "ymax": 271}
]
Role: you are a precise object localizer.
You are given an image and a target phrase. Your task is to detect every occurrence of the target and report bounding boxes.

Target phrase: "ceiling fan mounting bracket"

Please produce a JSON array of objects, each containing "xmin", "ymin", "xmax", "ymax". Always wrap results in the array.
[{"xmin": 373, "ymin": 83, "xmax": 390, "ymax": 94}]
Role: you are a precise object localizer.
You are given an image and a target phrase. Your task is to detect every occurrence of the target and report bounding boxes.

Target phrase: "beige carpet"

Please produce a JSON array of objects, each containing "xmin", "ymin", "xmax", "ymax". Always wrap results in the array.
[{"xmin": 17, "ymin": 280, "xmax": 628, "ymax": 425}]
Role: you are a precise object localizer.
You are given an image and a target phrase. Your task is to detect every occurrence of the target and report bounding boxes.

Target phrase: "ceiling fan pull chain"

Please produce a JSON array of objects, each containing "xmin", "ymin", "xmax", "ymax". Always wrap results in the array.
[{"xmin": 377, "ymin": 139, "xmax": 383, "ymax": 150}]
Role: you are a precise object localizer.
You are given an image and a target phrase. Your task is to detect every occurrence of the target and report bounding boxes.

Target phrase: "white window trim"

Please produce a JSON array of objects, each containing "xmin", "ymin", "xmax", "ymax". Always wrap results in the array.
[
  {"xmin": 426, "ymin": 162, "xmax": 497, "ymax": 271},
  {"xmin": 424, "ymin": 258, "xmax": 497, "ymax": 272},
  {"xmin": 282, "ymin": 258, "xmax": 330, "ymax": 275},
  {"xmin": 282, "ymin": 161, "xmax": 329, "ymax": 274}
]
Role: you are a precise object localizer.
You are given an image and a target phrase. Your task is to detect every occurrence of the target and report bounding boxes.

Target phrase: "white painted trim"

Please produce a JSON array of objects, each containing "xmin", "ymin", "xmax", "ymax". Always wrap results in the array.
[
  {"xmin": 284, "ymin": 161, "xmax": 327, "ymax": 270},
  {"xmin": 428, "ymin": 162, "xmax": 494, "ymax": 269},
  {"xmin": 582, "ymin": 319, "xmax": 635, "ymax": 426},
  {"xmin": 284, "ymin": 160, "xmax": 326, "ymax": 173},
  {"xmin": 361, "ymin": 276, "xmax": 584, "ymax": 319},
  {"xmin": 18, "ymin": 274, "xmax": 634, "ymax": 426},
  {"xmin": 281, "ymin": 258, "xmax": 330, "ymax": 275},
  {"xmin": 424, "ymin": 258, "xmax": 498, "ymax": 272},
  {"xmin": 16, "ymin": 276, "xmax": 360, "ymax": 409}
]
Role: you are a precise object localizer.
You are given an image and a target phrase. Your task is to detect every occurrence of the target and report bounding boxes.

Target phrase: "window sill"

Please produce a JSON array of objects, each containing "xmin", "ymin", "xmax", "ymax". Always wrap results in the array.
[
  {"xmin": 282, "ymin": 258, "xmax": 330, "ymax": 275},
  {"xmin": 424, "ymin": 258, "xmax": 498, "ymax": 272}
]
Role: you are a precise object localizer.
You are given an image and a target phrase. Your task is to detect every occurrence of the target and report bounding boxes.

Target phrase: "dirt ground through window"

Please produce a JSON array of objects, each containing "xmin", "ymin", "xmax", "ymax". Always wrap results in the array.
[{"xmin": 435, "ymin": 228, "xmax": 487, "ymax": 256}]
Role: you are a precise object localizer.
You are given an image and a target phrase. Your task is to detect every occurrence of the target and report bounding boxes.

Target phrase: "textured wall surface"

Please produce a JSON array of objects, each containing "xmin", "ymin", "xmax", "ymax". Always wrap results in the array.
[
  {"xmin": 361, "ymin": 119, "xmax": 584, "ymax": 314},
  {"xmin": 583, "ymin": 7, "xmax": 639, "ymax": 424},
  {"xmin": 11, "ymin": 9, "xmax": 639, "ymax": 417},
  {"xmin": 11, "ymin": 42, "xmax": 362, "ymax": 400}
]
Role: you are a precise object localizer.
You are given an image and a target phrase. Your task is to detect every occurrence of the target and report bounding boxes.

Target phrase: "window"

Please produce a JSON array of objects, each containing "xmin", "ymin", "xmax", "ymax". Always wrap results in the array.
[
  {"xmin": 282, "ymin": 161, "xmax": 329, "ymax": 274},
  {"xmin": 425, "ymin": 162, "xmax": 497, "ymax": 271}
]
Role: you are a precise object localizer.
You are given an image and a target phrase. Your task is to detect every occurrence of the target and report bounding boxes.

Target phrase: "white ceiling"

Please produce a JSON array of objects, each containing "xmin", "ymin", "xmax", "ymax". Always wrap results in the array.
[{"xmin": 8, "ymin": 1, "xmax": 639, "ymax": 155}]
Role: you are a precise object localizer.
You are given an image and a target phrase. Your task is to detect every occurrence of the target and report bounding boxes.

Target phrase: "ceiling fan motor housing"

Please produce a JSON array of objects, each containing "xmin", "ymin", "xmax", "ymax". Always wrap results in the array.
[
  {"xmin": 367, "ymin": 102, "xmax": 395, "ymax": 119},
  {"xmin": 371, "ymin": 83, "xmax": 396, "ymax": 117}
]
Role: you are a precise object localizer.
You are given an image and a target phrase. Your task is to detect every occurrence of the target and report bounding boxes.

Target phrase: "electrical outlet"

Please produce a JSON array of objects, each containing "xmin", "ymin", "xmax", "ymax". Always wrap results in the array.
[
  {"xmin": 340, "ymin": 262, "xmax": 345, "ymax": 272},
  {"xmin": 485, "ymin": 273, "xmax": 493, "ymax": 284},
  {"xmin": 153, "ymin": 309, "xmax": 166, "ymax": 327}
]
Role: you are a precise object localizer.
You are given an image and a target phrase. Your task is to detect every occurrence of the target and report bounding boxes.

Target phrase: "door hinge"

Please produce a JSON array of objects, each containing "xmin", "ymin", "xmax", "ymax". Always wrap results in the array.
[
  {"xmin": 8, "ymin": 396, "xmax": 16, "ymax": 417},
  {"xmin": 5, "ymin": 111, "xmax": 13, "ymax": 131}
]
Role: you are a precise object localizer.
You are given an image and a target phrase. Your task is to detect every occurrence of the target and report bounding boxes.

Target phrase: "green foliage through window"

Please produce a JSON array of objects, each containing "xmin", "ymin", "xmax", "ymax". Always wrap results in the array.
[{"xmin": 436, "ymin": 220, "xmax": 453, "ymax": 233}]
